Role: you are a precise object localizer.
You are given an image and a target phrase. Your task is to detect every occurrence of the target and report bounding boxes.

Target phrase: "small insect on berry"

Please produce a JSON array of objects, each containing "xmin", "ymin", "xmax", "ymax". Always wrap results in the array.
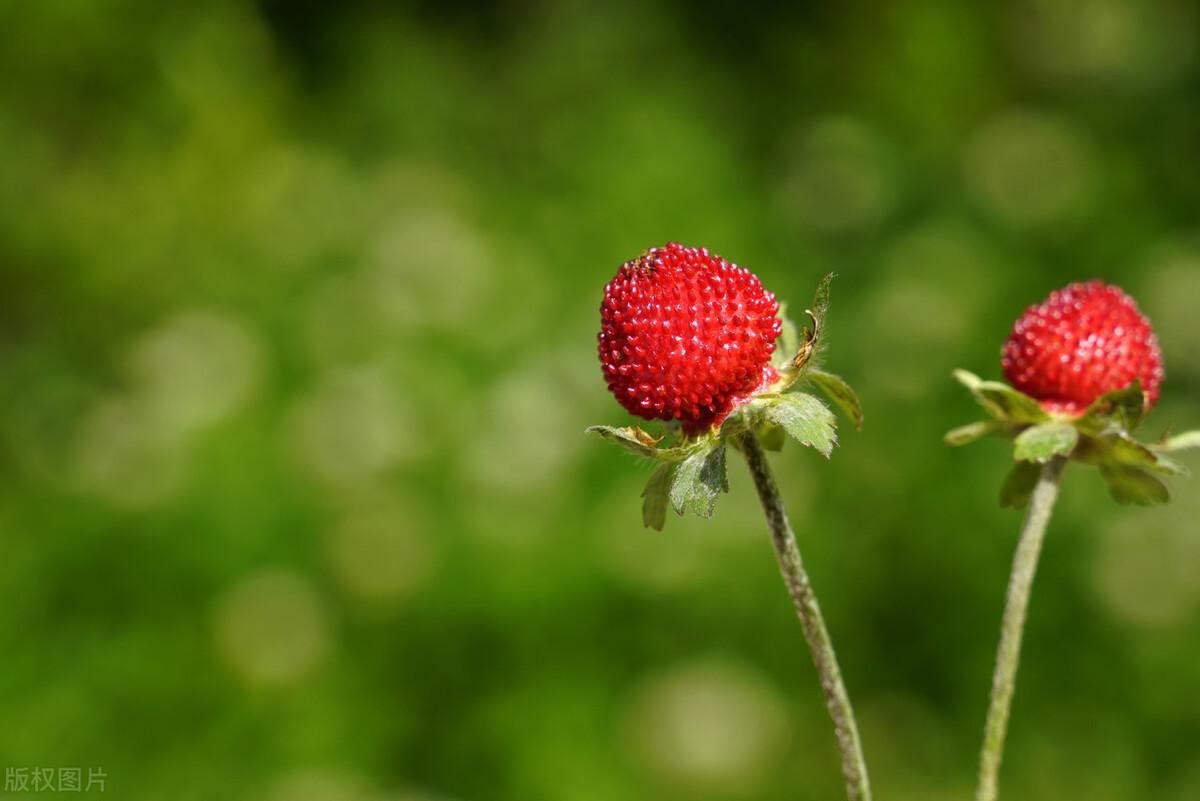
[
  {"xmin": 1001, "ymin": 280, "xmax": 1164, "ymax": 415},
  {"xmin": 598, "ymin": 242, "xmax": 783, "ymax": 436}
]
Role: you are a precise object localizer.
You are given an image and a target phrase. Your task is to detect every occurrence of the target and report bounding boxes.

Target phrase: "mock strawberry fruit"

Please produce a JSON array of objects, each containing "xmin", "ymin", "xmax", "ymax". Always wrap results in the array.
[
  {"xmin": 1001, "ymin": 280, "xmax": 1164, "ymax": 415},
  {"xmin": 598, "ymin": 242, "xmax": 783, "ymax": 435}
]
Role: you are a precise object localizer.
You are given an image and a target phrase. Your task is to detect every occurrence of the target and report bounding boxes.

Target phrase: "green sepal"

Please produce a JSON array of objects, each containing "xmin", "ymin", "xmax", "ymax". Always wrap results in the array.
[
  {"xmin": 668, "ymin": 440, "xmax": 729, "ymax": 518},
  {"xmin": 1013, "ymin": 422, "xmax": 1079, "ymax": 463},
  {"xmin": 585, "ymin": 425, "xmax": 692, "ymax": 462},
  {"xmin": 773, "ymin": 273, "xmax": 836, "ymax": 387},
  {"xmin": 953, "ymin": 369, "xmax": 1048, "ymax": 424},
  {"xmin": 1075, "ymin": 431, "xmax": 1190, "ymax": 477},
  {"xmin": 762, "ymin": 392, "xmax": 837, "ymax": 458},
  {"xmin": 641, "ymin": 462, "xmax": 674, "ymax": 530},
  {"xmin": 945, "ymin": 420, "xmax": 1004, "ymax": 447},
  {"xmin": 757, "ymin": 420, "xmax": 787, "ymax": 452},
  {"xmin": 1100, "ymin": 463, "xmax": 1169, "ymax": 506},
  {"xmin": 806, "ymin": 370, "xmax": 863, "ymax": 430},
  {"xmin": 809, "ymin": 272, "xmax": 833, "ymax": 334},
  {"xmin": 1154, "ymin": 430, "xmax": 1200, "ymax": 453},
  {"xmin": 948, "ymin": 370, "xmax": 1192, "ymax": 507},
  {"xmin": 1000, "ymin": 461, "xmax": 1041, "ymax": 509},
  {"xmin": 1077, "ymin": 383, "xmax": 1146, "ymax": 435}
]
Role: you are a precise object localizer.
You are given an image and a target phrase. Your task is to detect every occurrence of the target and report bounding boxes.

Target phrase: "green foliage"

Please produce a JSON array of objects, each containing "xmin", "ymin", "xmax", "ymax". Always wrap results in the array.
[
  {"xmin": 999, "ymin": 461, "xmax": 1042, "ymax": 509},
  {"xmin": 953, "ymin": 370, "xmax": 1048, "ymax": 424},
  {"xmin": 945, "ymin": 420, "xmax": 1003, "ymax": 447},
  {"xmin": 585, "ymin": 425, "xmax": 691, "ymax": 461},
  {"xmin": 641, "ymin": 462, "xmax": 674, "ymax": 530},
  {"xmin": 1100, "ymin": 464, "xmax": 1170, "ymax": 506},
  {"xmin": 1078, "ymin": 383, "xmax": 1147, "ymax": 434},
  {"xmin": 807, "ymin": 370, "xmax": 864, "ymax": 430},
  {"xmin": 948, "ymin": 371, "xmax": 1191, "ymax": 507},
  {"xmin": 668, "ymin": 440, "xmax": 729, "ymax": 518},
  {"xmin": 1013, "ymin": 422, "xmax": 1078, "ymax": 463},
  {"xmin": 757, "ymin": 420, "xmax": 787, "ymax": 451},
  {"xmin": 1155, "ymin": 430, "xmax": 1200, "ymax": 452},
  {"xmin": 763, "ymin": 392, "xmax": 837, "ymax": 458}
]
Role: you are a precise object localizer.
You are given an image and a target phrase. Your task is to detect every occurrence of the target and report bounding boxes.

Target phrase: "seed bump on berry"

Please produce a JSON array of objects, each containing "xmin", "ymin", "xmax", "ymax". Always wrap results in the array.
[{"xmin": 598, "ymin": 242, "xmax": 783, "ymax": 435}]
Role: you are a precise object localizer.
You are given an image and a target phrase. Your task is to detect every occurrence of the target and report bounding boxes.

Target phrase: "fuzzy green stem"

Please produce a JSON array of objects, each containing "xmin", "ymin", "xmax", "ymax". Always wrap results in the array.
[
  {"xmin": 738, "ymin": 431, "xmax": 872, "ymax": 801},
  {"xmin": 976, "ymin": 456, "xmax": 1067, "ymax": 801}
]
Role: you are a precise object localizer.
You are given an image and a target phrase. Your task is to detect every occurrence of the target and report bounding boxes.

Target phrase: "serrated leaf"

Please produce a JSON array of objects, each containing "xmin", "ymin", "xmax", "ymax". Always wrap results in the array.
[
  {"xmin": 952, "ymin": 370, "xmax": 1047, "ymax": 424},
  {"xmin": 773, "ymin": 304, "xmax": 801, "ymax": 370},
  {"xmin": 1100, "ymin": 463, "xmax": 1169, "ymax": 506},
  {"xmin": 1079, "ymin": 383, "xmax": 1145, "ymax": 434},
  {"xmin": 586, "ymin": 425, "xmax": 691, "ymax": 461},
  {"xmin": 1000, "ymin": 461, "xmax": 1041, "ymax": 508},
  {"xmin": 669, "ymin": 441, "xmax": 728, "ymax": 518},
  {"xmin": 791, "ymin": 273, "xmax": 835, "ymax": 371},
  {"xmin": 975, "ymin": 382, "xmax": 1048, "ymax": 424},
  {"xmin": 764, "ymin": 392, "xmax": 837, "ymax": 458},
  {"xmin": 1104, "ymin": 432, "xmax": 1163, "ymax": 469},
  {"xmin": 945, "ymin": 420, "xmax": 1002, "ymax": 447},
  {"xmin": 757, "ymin": 421, "xmax": 786, "ymax": 451},
  {"xmin": 810, "ymin": 272, "xmax": 833, "ymax": 331},
  {"xmin": 1013, "ymin": 422, "xmax": 1078, "ymax": 463},
  {"xmin": 807, "ymin": 370, "xmax": 863, "ymax": 430},
  {"xmin": 1079, "ymin": 432, "xmax": 1188, "ymax": 476},
  {"xmin": 1155, "ymin": 430, "xmax": 1200, "ymax": 453},
  {"xmin": 641, "ymin": 462, "xmax": 674, "ymax": 530}
]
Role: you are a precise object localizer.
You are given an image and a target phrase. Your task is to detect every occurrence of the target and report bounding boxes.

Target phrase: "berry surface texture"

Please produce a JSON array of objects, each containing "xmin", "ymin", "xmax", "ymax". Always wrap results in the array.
[
  {"xmin": 598, "ymin": 242, "xmax": 783, "ymax": 435},
  {"xmin": 1001, "ymin": 280, "xmax": 1164, "ymax": 415}
]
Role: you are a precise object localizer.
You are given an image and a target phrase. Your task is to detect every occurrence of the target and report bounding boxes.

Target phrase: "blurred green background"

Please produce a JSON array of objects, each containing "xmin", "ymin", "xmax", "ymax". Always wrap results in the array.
[{"xmin": 2, "ymin": 1, "xmax": 1199, "ymax": 799}]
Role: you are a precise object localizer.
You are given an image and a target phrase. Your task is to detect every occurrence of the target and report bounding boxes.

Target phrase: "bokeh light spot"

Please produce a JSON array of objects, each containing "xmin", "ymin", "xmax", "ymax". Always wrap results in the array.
[
  {"xmin": 625, "ymin": 659, "xmax": 789, "ymax": 792},
  {"xmin": 213, "ymin": 569, "xmax": 331, "ymax": 688}
]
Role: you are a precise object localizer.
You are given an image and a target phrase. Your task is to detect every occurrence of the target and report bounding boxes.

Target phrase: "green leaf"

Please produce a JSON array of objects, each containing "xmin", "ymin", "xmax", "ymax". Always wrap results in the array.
[
  {"xmin": 757, "ymin": 420, "xmax": 786, "ymax": 451},
  {"xmin": 944, "ymin": 420, "xmax": 1002, "ymax": 447},
  {"xmin": 807, "ymin": 370, "xmax": 863, "ymax": 430},
  {"xmin": 764, "ymin": 392, "xmax": 837, "ymax": 458},
  {"xmin": 1078, "ymin": 383, "xmax": 1145, "ymax": 434},
  {"xmin": 976, "ymin": 382, "xmax": 1048, "ymax": 424},
  {"xmin": 1100, "ymin": 463, "xmax": 1170, "ymax": 506},
  {"xmin": 1013, "ymin": 422, "xmax": 1078, "ymax": 463},
  {"xmin": 1149, "ymin": 453, "xmax": 1190, "ymax": 478},
  {"xmin": 953, "ymin": 369, "xmax": 985, "ymax": 390},
  {"xmin": 953, "ymin": 370, "xmax": 1048, "ymax": 424},
  {"xmin": 641, "ymin": 462, "xmax": 674, "ymax": 530},
  {"xmin": 1080, "ymin": 432, "xmax": 1189, "ymax": 476},
  {"xmin": 586, "ymin": 425, "xmax": 690, "ymax": 461},
  {"xmin": 810, "ymin": 272, "xmax": 834, "ymax": 332},
  {"xmin": 669, "ymin": 441, "xmax": 729, "ymax": 518},
  {"xmin": 789, "ymin": 273, "xmax": 835, "ymax": 372},
  {"xmin": 1000, "ymin": 461, "xmax": 1041, "ymax": 509},
  {"xmin": 1155, "ymin": 430, "xmax": 1200, "ymax": 453}
]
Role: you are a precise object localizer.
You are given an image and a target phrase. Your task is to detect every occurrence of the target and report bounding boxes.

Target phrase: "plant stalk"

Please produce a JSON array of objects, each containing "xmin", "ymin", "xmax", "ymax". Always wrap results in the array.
[
  {"xmin": 738, "ymin": 431, "xmax": 872, "ymax": 801},
  {"xmin": 975, "ymin": 456, "xmax": 1067, "ymax": 801}
]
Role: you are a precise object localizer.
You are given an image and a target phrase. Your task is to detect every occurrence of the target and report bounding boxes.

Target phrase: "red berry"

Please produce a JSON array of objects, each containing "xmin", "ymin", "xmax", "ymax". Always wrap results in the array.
[
  {"xmin": 598, "ymin": 243, "xmax": 783, "ymax": 435},
  {"xmin": 1001, "ymin": 280, "xmax": 1164, "ymax": 415}
]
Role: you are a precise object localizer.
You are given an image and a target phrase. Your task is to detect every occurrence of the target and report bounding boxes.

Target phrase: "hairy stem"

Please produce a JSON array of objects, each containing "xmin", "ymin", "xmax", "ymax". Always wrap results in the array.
[
  {"xmin": 976, "ymin": 456, "xmax": 1067, "ymax": 801},
  {"xmin": 738, "ymin": 431, "xmax": 872, "ymax": 801}
]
